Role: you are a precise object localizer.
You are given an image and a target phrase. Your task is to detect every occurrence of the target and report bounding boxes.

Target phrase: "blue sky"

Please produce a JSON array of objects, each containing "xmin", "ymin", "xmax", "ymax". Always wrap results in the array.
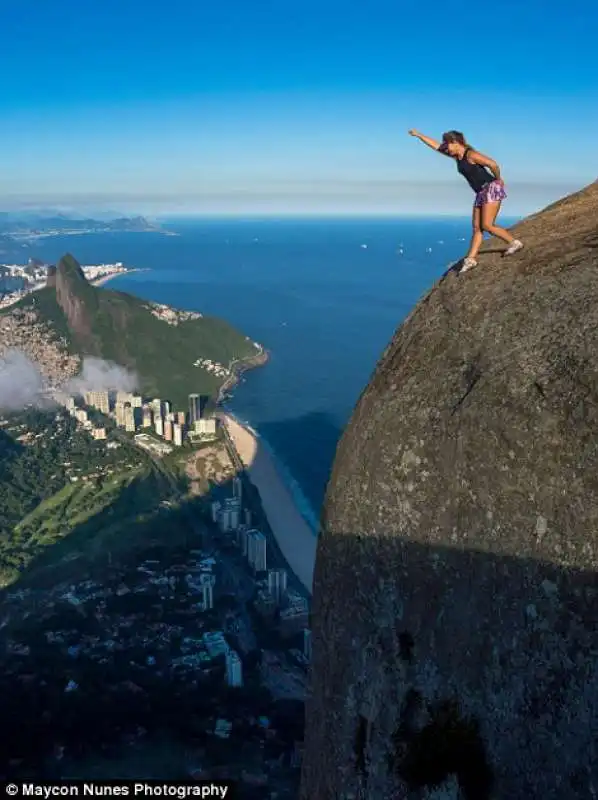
[{"xmin": 1, "ymin": 0, "xmax": 596, "ymax": 215}]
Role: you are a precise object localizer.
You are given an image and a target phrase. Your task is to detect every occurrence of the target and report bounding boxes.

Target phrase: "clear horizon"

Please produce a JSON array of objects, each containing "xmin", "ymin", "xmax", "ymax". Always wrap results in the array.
[{"xmin": 1, "ymin": 0, "xmax": 596, "ymax": 215}]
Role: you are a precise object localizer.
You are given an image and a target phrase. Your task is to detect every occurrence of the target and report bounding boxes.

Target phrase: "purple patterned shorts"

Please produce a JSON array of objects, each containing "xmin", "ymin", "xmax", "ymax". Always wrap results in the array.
[{"xmin": 474, "ymin": 180, "xmax": 507, "ymax": 208}]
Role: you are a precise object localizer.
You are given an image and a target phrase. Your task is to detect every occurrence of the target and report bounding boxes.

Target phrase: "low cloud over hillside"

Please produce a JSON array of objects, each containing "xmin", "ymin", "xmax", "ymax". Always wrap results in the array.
[{"xmin": 0, "ymin": 349, "xmax": 138, "ymax": 411}]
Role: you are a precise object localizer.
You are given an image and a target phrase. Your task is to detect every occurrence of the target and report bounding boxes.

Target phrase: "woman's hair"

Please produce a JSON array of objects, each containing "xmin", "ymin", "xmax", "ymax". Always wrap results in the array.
[
  {"xmin": 440, "ymin": 130, "xmax": 472, "ymax": 154},
  {"xmin": 442, "ymin": 130, "xmax": 467, "ymax": 146}
]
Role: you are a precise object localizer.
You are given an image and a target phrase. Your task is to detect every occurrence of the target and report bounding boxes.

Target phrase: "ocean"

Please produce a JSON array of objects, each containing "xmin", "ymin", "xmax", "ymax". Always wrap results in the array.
[{"xmin": 31, "ymin": 216, "xmax": 517, "ymax": 531}]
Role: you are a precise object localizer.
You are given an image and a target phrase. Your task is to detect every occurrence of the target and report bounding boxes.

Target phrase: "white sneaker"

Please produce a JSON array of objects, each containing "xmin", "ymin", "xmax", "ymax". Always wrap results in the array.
[
  {"xmin": 504, "ymin": 239, "xmax": 523, "ymax": 256},
  {"xmin": 459, "ymin": 257, "xmax": 477, "ymax": 273}
]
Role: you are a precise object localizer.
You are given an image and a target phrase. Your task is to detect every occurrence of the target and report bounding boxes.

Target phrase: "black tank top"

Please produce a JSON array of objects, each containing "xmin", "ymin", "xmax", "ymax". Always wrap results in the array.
[{"xmin": 457, "ymin": 148, "xmax": 494, "ymax": 192}]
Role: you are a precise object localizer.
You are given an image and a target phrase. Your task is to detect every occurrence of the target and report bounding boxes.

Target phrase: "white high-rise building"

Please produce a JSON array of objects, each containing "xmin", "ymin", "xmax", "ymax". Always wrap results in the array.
[
  {"xmin": 124, "ymin": 405, "xmax": 136, "ymax": 432},
  {"xmin": 173, "ymin": 423, "xmax": 183, "ymax": 446},
  {"xmin": 142, "ymin": 408, "xmax": 152, "ymax": 428},
  {"xmin": 116, "ymin": 391, "xmax": 133, "ymax": 405},
  {"xmin": 151, "ymin": 399, "xmax": 162, "ymax": 417},
  {"xmin": 194, "ymin": 417, "xmax": 217, "ymax": 436},
  {"xmin": 225, "ymin": 650, "xmax": 243, "ymax": 688},
  {"xmin": 87, "ymin": 390, "xmax": 110, "ymax": 414},
  {"xmin": 115, "ymin": 402, "xmax": 127, "ymax": 427},
  {"xmin": 131, "ymin": 395, "xmax": 143, "ymax": 408},
  {"xmin": 268, "ymin": 568, "xmax": 288, "ymax": 604},
  {"xmin": 247, "ymin": 529, "xmax": 267, "ymax": 573},
  {"xmin": 155, "ymin": 416, "xmax": 164, "ymax": 437}
]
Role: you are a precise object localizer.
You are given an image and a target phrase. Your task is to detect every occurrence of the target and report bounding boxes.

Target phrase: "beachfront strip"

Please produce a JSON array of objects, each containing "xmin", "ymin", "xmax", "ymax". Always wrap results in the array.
[
  {"xmin": 220, "ymin": 414, "xmax": 318, "ymax": 595},
  {"xmin": 0, "ymin": 261, "xmax": 131, "ymax": 308}
]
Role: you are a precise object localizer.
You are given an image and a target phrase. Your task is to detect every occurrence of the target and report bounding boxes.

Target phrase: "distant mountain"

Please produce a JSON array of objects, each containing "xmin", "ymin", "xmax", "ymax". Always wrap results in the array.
[
  {"xmin": 0, "ymin": 213, "xmax": 164, "ymax": 236},
  {"xmin": 1, "ymin": 254, "xmax": 266, "ymax": 406}
]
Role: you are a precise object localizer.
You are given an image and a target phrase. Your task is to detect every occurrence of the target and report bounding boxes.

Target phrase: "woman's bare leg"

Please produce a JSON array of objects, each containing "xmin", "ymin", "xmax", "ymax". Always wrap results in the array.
[
  {"xmin": 465, "ymin": 206, "xmax": 483, "ymax": 260},
  {"xmin": 481, "ymin": 201, "xmax": 515, "ymax": 244}
]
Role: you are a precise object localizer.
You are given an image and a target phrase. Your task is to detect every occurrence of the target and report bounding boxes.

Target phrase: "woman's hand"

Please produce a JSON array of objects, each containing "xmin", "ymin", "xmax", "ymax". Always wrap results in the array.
[{"xmin": 408, "ymin": 129, "xmax": 420, "ymax": 137}]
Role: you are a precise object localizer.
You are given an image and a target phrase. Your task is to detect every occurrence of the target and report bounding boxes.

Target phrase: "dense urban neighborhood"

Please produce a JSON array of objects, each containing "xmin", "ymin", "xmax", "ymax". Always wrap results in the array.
[{"xmin": 0, "ymin": 388, "xmax": 310, "ymax": 794}]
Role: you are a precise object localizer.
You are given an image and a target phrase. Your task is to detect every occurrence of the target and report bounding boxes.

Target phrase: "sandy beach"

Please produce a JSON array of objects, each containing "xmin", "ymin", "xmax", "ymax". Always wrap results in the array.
[
  {"xmin": 91, "ymin": 268, "xmax": 146, "ymax": 287},
  {"xmin": 221, "ymin": 413, "xmax": 317, "ymax": 594}
]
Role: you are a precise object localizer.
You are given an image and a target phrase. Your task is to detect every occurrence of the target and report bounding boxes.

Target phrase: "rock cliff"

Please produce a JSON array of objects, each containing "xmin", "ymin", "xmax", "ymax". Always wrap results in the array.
[
  {"xmin": 301, "ymin": 181, "xmax": 598, "ymax": 799},
  {"xmin": 47, "ymin": 254, "xmax": 96, "ymax": 340}
]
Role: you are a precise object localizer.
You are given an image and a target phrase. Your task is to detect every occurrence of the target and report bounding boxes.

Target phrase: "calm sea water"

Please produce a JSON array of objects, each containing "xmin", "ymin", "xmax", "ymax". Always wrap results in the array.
[{"xmin": 31, "ymin": 217, "xmax": 516, "ymax": 531}]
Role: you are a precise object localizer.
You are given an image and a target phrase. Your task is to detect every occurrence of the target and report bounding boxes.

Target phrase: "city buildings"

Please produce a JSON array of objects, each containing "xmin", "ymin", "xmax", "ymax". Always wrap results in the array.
[
  {"xmin": 200, "ymin": 573, "xmax": 215, "ymax": 611},
  {"xmin": 194, "ymin": 417, "xmax": 217, "ymax": 437},
  {"xmin": 267, "ymin": 569, "xmax": 288, "ymax": 604},
  {"xmin": 124, "ymin": 405, "xmax": 136, "ymax": 433},
  {"xmin": 85, "ymin": 390, "xmax": 110, "ymax": 414},
  {"xmin": 218, "ymin": 498, "xmax": 241, "ymax": 533},
  {"xmin": 189, "ymin": 393, "xmax": 209, "ymax": 424},
  {"xmin": 91, "ymin": 428, "xmax": 107, "ymax": 440},
  {"xmin": 247, "ymin": 529, "xmax": 267, "ymax": 573},
  {"xmin": 62, "ymin": 387, "xmax": 203, "ymax": 448},
  {"xmin": 116, "ymin": 391, "xmax": 132, "ymax": 406},
  {"xmin": 188, "ymin": 393, "xmax": 200, "ymax": 425},
  {"xmin": 173, "ymin": 423, "xmax": 183, "ymax": 447},
  {"xmin": 115, "ymin": 402, "xmax": 127, "ymax": 427},
  {"xmin": 232, "ymin": 476, "xmax": 243, "ymax": 502},
  {"xmin": 240, "ymin": 527, "xmax": 250, "ymax": 558},
  {"xmin": 225, "ymin": 650, "xmax": 243, "ymax": 688}
]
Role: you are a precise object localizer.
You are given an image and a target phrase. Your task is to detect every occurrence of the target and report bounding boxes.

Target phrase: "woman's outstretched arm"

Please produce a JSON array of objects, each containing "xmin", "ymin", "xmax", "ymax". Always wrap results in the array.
[{"xmin": 408, "ymin": 129, "xmax": 446, "ymax": 153}]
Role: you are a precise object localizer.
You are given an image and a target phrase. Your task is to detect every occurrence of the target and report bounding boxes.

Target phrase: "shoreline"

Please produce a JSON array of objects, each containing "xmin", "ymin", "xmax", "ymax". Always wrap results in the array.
[
  {"xmin": 217, "ymin": 346, "xmax": 269, "ymax": 404},
  {"xmin": 219, "ymin": 411, "xmax": 317, "ymax": 595},
  {"xmin": 91, "ymin": 268, "xmax": 148, "ymax": 287}
]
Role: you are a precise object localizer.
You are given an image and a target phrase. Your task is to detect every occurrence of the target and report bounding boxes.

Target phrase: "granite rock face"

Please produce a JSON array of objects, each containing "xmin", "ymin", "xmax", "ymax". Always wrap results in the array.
[
  {"xmin": 301, "ymin": 182, "xmax": 598, "ymax": 800},
  {"xmin": 52, "ymin": 255, "xmax": 95, "ymax": 339}
]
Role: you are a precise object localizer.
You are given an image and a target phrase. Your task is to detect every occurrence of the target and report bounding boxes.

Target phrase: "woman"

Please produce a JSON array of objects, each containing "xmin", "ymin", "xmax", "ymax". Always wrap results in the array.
[{"xmin": 408, "ymin": 129, "xmax": 523, "ymax": 272}]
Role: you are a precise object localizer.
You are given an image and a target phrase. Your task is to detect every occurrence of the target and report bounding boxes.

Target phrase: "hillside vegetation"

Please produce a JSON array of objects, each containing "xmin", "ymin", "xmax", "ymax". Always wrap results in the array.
[{"xmin": 1, "ymin": 254, "xmax": 262, "ymax": 406}]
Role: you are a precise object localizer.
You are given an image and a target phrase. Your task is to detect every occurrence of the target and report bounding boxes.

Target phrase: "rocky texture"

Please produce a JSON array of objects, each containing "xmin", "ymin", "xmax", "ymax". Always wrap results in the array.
[
  {"xmin": 51, "ymin": 254, "xmax": 96, "ymax": 340},
  {"xmin": 301, "ymin": 181, "xmax": 598, "ymax": 800}
]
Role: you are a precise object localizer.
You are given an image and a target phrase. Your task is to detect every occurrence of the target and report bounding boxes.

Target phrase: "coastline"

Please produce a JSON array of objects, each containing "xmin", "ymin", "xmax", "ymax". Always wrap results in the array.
[
  {"xmin": 91, "ymin": 268, "xmax": 148, "ymax": 287},
  {"xmin": 217, "ymin": 346, "xmax": 270, "ymax": 404},
  {"xmin": 219, "ymin": 411, "xmax": 317, "ymax": 595}
]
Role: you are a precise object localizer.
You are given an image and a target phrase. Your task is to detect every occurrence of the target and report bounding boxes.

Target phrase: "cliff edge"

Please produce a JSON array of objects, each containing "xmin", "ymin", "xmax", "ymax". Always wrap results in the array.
[{"xmin": 301, "ymin": 181, "xmax": 598, "ymax": 799}]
